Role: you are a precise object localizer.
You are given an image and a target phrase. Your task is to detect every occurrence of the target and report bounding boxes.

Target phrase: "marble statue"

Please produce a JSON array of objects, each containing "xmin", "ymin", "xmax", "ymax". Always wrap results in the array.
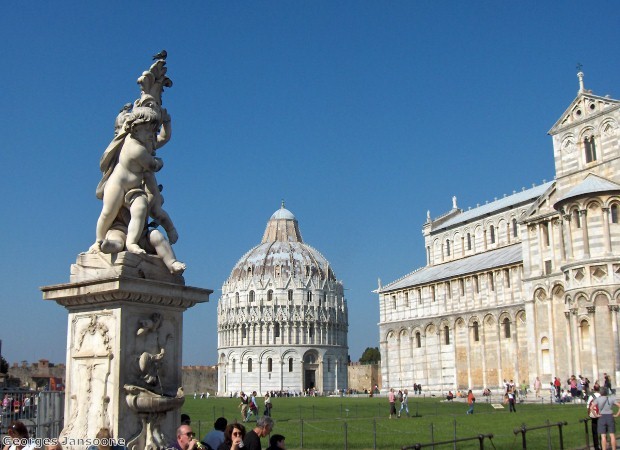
[{"xmin": 89, "ymin": 52, "xmax": 185, "ymax": 274}]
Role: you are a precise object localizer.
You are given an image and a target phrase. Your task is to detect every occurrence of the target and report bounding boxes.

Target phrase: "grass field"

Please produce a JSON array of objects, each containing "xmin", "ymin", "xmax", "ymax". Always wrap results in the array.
[{"xmin": 182, "ymin": 395, "xmax": 595, "ymax": 449}]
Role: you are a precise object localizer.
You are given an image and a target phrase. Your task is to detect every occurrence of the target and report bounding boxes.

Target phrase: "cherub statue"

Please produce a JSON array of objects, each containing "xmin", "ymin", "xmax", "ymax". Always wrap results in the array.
[{"xmin": 90, "ymin": 56, "xmax": 181, "ymax": 265}]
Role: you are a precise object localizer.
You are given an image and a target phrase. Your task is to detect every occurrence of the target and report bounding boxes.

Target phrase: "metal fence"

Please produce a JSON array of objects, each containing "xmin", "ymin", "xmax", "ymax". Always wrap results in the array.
[{"xmin": 1, "ymin": 390, "xmax": 64, "ymax": 439}]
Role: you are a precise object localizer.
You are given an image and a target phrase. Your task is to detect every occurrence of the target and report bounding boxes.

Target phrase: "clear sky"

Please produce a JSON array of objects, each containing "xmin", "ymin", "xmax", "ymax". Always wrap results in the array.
[{"xmin": 1, "ymin": 1, "xmax": 619, "ymax": 367}]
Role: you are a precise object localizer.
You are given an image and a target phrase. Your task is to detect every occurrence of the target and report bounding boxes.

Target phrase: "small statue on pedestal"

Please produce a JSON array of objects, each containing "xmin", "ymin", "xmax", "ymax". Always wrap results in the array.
[{"xmin": 89, "ymin": 51, "xmax": 185, "ymax": 275}]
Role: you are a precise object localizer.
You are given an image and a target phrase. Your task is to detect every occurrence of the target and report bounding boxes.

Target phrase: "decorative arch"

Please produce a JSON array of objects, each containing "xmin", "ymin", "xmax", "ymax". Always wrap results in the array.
[
  {"xmin": 585, "ymin": 199, "xmax": 603, "ymax": 210},
  {"xmin": 483, "ymin": 313, "xmax": 496, "ymax": 327},
  {"xmin": 600, "ymin": 118, "xmax": 618, "ymax": 136},
  {"xmin": 551, "ymin": 283, "xmax": 565, "ymax": 298},
  {"xmin": 533, "ymin": 287, "xmax": 548, "ymax": 303},
  {"xmin": 593, "ymin": 291, "xmax": 612, "ymax": 307}
]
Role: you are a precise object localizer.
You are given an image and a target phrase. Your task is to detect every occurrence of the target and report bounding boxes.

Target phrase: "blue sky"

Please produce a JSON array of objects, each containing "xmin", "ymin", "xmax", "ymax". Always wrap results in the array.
[{"xmin": 1, "ymin": 2, "xmax": 619, "ymax": 366}]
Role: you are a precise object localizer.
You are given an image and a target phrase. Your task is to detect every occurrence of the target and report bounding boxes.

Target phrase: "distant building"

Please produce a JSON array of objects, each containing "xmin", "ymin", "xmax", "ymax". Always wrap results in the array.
[
  {"xmin": 217, "ymin": 204, "xmax": 349, "ymax": 395},
  {"xmin": 378, "ymin": 73, "xmax": 620, "ymax": 391},
  {"xmin": 8, "ymin": 359, "xmax": 66, "ymax": 390}
]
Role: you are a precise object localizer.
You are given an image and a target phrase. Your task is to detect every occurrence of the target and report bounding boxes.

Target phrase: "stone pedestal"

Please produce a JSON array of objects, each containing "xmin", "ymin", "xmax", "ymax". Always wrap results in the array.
[{"xmin": 41, "ymin": 251, "xmax": 211, "ymax": 450}]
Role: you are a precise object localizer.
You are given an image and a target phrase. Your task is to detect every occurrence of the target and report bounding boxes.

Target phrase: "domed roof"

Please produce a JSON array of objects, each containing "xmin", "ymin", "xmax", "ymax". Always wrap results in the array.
[
  {"xmin": 228, "ymin": 204, "xmax": 336, "ymax": 283},
  {"xmin": 270, "ymin": 205, "xmax": 296, "ymax": 220}
]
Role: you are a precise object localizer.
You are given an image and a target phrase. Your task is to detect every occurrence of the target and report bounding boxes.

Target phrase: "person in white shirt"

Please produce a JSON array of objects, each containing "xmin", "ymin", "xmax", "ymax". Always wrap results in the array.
[
  {"xmin": 587, "ymin": 384, "xmax": 601, "ymax": 450},
  {"xmin": 594, "ymin": 386, "xmax": 620, "ymax": 450}
]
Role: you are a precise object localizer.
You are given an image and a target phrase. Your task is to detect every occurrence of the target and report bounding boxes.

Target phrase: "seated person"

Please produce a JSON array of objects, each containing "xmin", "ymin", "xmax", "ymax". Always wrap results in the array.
[{"xmin": 446, "ymin": 391, "xmax": 454, "ymax": 401}]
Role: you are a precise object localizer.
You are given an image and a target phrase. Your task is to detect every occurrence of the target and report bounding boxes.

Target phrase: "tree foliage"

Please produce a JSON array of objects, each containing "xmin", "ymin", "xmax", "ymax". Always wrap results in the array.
[
  {"xmin": 0, "ymin": 356, "xmax": 8, "ymax": 374},
  {"xmin": 359, "ymin": 347, "xmax": 381, "ymax": 364}
]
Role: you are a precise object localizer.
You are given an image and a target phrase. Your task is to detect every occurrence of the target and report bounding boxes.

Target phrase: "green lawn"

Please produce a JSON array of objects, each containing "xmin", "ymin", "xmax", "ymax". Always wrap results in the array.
[{"xmin": 183, "ymin": 396, "xmax": 595, "ymax": 449}]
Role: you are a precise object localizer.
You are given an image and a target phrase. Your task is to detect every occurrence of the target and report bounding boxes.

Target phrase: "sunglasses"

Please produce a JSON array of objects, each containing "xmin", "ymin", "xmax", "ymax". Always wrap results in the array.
[{"xmin": 183, "ymin": 432, "xmax": 195, "ymax": 438}]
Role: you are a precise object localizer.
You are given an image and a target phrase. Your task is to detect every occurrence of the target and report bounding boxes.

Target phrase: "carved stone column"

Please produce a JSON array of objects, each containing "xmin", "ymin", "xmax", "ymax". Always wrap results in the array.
[
  {"xmin": 564, "ymin": 311, "xmax": 574, "ymax": 376},
  {"xmin": 587, "ymin": 306, "xmax": 598, "ymax": 378},
  {"xmin": 602, "ymin": 207, "xmax": 613, "ymax": 255},
  {"xmin": 537, "ymin": 223, "xmax": 545, "ymax": 276},
  {"xmin": 609, "ymin": 305, "xmax": 620, "ymax": 384},
  {"xmin": 558, "ymin": 218, "xmax": 567, "ymax": 262},
  {"xmin": 42, "ymin": 259, "xmax": 211, "ymax": 450},
  {"xmin": 580, "ymin": 209, "xmax": 590, "ymax": 258},
  {"xmin": 480, "ymin": 320, "xmax": 488, "ymax": 389},
  {"xmin": 496, "ymin": 319, "xmax": 503, "ymax": 390},
  {"xmin": 563, "ymin": 213, "xmax": 574, "ymax": 260},
  {"xmin": 466, "ymin": 321, "xmax": 472, "ymax": 389},
  {"xmin": 571, "ymin": 309, "xmax": 581, "ymax": 376},
  {"xmin": 258, "ymin": 361, "xmax": 262, "ymax": 395}
]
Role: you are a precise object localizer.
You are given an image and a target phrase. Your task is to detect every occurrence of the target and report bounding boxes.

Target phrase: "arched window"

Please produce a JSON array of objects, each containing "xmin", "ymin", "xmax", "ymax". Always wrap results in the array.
[
  {"xmin": 247, "ymin": 267, "xmax": 252, "ymax": 277},
  {"xmin": 288, "ymin": 289, "xmax": 293, "ymax": 301},
  {"xmin": 241, "ymin": 324, "xmax": 247, "ymax": 339},
  {"xmin": 573, "ymin": 210, "xmax": 581, "ymax": 229},
  {"xmin": 580, "ymin": 320, "xmax": 590, "ymax": 349},
  {"xmin": 512, "ymin": 219, "xmax": 518, "ymax": 238},
  {"xmin": 611, "ymin": 205, "xmax": 619, "ymax": 224},
  {"xmin": 459, "ymin": 279, "xmax": 464, "ymax": 296},
  {"xmin": 247, "ymin": 358, "xmax": 253, "ymax": 372},
  {"xmin": 309, "ymin": 324, "xmax": 314, "ymax": 338},
  {"xmin": 274, "ymin": 323, "xmax": 280, "ymax": 338},
  {"xmin": 467, "ymin": 233, "xmax": 472, "ymax": 250},
  {"xmin": 307, "ymin": 291, "xmax": 313, "ymax": 303},
  {"xmin": 415, "ymin": 332, "xmax": 421, "ymax": 348},
  {"xmin": 444, "ymin": 326, "xmax": 450, "ymax": 345},
  {"xmin": 446, "ymin": 240, "xmax": 451, "ymax": 256},
  {"xmin": 490, "ymin": 225, "xmax": 495, "ymax": 244},
  {"xmin": 249, "ymin": 290, "xmax": 255, "ymax": 302},
  {"xmin": 584, "ymin": 135, "xmax": 597, "ymax": 163},
  {"xmin": 445, "ymin": 282, "xmax": 451, "ymax": 299},
  {"xmin": 473, "ymin": 275, "xmax": 479, "ymax": 294},
  {"xmin": 235, "ymin": 292, "xmax": 239, "ymax": 305},
  {"xmin": 232, "ymin": 359, "xmax": 236, "ymax": 373},
  {"xmin": 503, "ymin": 318, "xmax": 511, "ymax": 338},
  {"xmin": 267, "ymin": 289, "xmax": 273, "ymax": 301},
  {"xmin": 404, "ymin": 291, "xmax": 409, "ymax": 307},
  {"xmin": 504, "ymin": 269, "xmax": 511, "ymax": 288},
  {"xmin": 488, "ymin": 272, "xmax": 494, "ymax": 291},
  {"xmin": 288, "ymin": 357, "xmax": 294, "ymax": 372},
  {"xmin": 267, "ymin": 358, "xmax": 273, "ymax": 373},
  {"xmin": 327, "ymin": 359, "xmax": 331, "ymax": 372},
  {"xmin": 472, "ymin": 321, "xmax": 479, "ymax": 342},
  {"xmin": 392, "ymin": 295, "xmax": 397, "ymax": 309}
]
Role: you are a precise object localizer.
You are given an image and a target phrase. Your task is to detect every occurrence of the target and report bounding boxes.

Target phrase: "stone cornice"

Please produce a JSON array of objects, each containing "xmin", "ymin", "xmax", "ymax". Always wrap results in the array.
[{"xmin": 41, "ymin": 276, "xmax": 212, "ymax": 310}]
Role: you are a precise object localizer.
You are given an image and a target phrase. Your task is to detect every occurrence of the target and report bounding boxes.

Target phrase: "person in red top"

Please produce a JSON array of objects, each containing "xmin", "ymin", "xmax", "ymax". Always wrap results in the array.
[
  {"xmin": 466, "ymin": 390, "xmax": 475, "ymax": 415},
  {"xmin": 554, "ymin": 377, "xmax": 561, "ymax": 400}
]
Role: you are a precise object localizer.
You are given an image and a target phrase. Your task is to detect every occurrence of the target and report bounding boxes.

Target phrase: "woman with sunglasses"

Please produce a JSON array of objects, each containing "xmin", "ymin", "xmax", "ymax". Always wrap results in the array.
[{"xmin": 217, "ymin": 423, "xmax": 246, "ymax": 450}]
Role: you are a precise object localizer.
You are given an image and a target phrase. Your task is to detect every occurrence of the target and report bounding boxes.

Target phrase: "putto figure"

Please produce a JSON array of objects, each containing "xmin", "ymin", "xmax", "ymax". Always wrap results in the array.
[{"xmin": 90, "ymin": 52, "xmax": 185, "ymax": 274}]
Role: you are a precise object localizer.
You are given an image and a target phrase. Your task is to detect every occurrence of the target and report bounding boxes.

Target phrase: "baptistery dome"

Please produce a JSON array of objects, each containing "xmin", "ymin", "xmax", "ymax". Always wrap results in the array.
[{"xmin": 217, "ymin": 204, "xmax": 349, "ymax": 396}]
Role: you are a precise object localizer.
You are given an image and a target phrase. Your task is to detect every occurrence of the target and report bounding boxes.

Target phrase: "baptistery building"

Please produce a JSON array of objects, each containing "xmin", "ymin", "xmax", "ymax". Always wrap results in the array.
[
  {"xmin": 378, "ymin": 73, "xmax": 620, "ymax": 392},
  {"xmin": 217, "ymin": 204, "xmax": 349, "ymax": 395}
]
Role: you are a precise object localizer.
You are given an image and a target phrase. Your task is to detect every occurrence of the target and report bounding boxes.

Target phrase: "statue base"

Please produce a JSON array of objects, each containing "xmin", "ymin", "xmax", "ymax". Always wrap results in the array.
[{"xmin": 41, "ymin": 252, "xmax": 212, "ymax": 450}]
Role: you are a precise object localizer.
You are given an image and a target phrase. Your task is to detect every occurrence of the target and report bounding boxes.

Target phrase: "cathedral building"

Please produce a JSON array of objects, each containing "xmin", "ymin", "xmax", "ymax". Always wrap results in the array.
[
  {"xmin": 377, "ymin": 73, "xmax": 620, "ymax": 392},
  {"xmin": 217, "ymin": 204, "xmax": 349, "ymax": 395}
]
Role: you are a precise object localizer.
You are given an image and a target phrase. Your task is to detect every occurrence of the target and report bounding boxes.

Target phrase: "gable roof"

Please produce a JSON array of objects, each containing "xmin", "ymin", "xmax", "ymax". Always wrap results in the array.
[
  {"xmin": 548, "ymin": 92, "xmax": 620, "ymax": 135},
  {"xmin": 378, "ymin": 244, "xmax": 523, "ymax": 293},
  {"xmin": 554, "ymin": 173, "xmax": 620, "ymax": 207},
  {"xmin": 433, "ymin": 182, "xmax": 553, "ymax": 232}
]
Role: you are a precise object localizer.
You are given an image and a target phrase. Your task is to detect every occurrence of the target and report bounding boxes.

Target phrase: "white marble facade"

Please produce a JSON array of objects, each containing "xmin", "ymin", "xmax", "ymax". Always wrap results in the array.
[
  {"xmin": 217, "ymin": 205, "xmax": 349, "ymax": 395},
  {"xmin": 378, "ymin": 73, "xmax": 620, "ymax": 392}
]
